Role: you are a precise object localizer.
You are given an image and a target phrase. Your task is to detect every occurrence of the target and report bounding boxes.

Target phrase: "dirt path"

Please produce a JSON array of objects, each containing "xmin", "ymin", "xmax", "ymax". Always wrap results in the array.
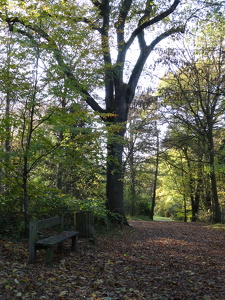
[{"xmin": 1, "ymin": 220, "xmax": 225, "ymax": 299}]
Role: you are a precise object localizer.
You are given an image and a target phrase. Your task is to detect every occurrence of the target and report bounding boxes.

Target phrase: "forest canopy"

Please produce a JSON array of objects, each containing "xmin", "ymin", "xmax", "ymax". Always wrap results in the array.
[{"xmin": 0, "ymin": 0, "xmax": 224, "ymax": 234}]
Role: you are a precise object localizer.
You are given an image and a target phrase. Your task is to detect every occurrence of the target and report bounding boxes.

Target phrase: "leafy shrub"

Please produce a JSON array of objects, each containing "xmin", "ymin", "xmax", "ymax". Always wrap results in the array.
[
  {"xmin": 196, "ymin": 210, "xmax": 212, "ymax": 223},
  {"xmin": 138, "ymin": 201, "xmax": 151, "ymax": 216}
]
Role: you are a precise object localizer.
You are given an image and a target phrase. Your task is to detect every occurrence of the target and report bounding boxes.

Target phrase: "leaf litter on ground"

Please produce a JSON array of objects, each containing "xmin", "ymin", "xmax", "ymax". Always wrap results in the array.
[{"xmin": 1, "ymin": 220, "xmax": 225, "ymax": 299}]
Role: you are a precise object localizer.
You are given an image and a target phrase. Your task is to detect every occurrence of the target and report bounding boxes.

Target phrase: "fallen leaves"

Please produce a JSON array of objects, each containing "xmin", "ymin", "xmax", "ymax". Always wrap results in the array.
[{"xmin": 1, "ymin": 221, "xmax": 225, "ymax": 299}]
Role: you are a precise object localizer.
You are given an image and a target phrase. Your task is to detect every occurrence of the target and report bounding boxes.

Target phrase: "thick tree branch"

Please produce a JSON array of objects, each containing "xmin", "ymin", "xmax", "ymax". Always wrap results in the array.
[
  {"xmin": 129, "ymin": 25, "xmax": 185, "ymax": 94},
  {"xmin": 115, "ymin": 0, "xmax": 133, "ymax": 76},
  {"xmin": 137, "ymin": 0, "xmax": 154, "ymax": 49},
  {"xmin": 52, "ymin": 45, "xmax": 105, "ymax": 113},
  {"xmin": 126, "ymin": 0, "xmax": 181, "ymax": 50},
  {"xmin": 94, "ymin": 0, "xmax": 115, "ymax": 111},
  {"xmin": 115, "ymin": 0, "xmax": 133, "ymax": 46},
  {"xmin": 91, "ymin": 0, "xmax": 103, "ymax": 11},
  {"xmin": 5, "ymin": 18, "xmax": 105, "ymax": 113}
]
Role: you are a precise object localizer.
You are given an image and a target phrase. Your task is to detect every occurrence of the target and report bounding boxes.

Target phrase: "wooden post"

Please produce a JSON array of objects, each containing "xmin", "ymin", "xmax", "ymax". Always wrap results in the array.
[{"xmin": 75, "ymin": 211, "xmax": 94, "ymax": 237}]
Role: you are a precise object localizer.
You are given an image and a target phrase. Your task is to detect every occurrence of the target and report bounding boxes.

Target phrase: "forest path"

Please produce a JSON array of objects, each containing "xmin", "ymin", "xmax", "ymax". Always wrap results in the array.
[{"xmin": 1, "ymin": 220, "xmax": 225, "ymax": 299}]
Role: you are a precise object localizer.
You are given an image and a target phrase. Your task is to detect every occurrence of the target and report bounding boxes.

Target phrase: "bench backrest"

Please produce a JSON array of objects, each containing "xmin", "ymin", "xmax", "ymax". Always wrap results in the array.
[{"xmin": 29, "ymin": 216, "xmax": 64, "ymax": 245}]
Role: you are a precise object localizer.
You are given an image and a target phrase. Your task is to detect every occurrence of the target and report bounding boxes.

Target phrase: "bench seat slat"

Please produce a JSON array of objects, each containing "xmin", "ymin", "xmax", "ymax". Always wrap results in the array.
[{"xmin": 35, "ymin": 231, "xmax": 79, "ymax": 247}]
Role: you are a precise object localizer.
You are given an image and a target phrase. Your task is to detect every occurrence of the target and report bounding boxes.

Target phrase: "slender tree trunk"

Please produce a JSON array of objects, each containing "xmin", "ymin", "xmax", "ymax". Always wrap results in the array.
[
  {"xmin": 183, "ymin": 194, "xmax": 187, "ymax": 222},
  {"xmin": 21, "ymin": 45, "xmax": 40, "ymax": 230},
  {"xmin": 180, "ymin": 159, "xmax": 187, "ymax": 222},
  {"xmin": 56, "ymin": 96, "xmax": 67, "ymax": 190},
  {"xmin": 56, "ymin": 131, "xmax": 64, "ymax": 190},
  {"xmin": 128, "ymin": 129, "xmax": 137, "ymax": 216},
  {"xmin": 22, "ymin": 156, "xmax": 29, "ymax": 231},
  {"xmin": 130, "ymin": 168, "xmax": 136, "ymax": 216},
  {"xmin": 129, "ymin": 149, "xmax": 137, "ymax": 216},
  {"xmin": 209, "ymin": 157, "xmax": 221, "ymax": 222},
  {"xmin": 185, "ymin": 148, "xmax": 202, "ymax": 222},
  {"xmin": 192, "ymin": 168, "xmax": 202, "ymax": 222},
  {"xmin": 186, "ymin": 153, "xmax": 196, "ymax": 222},
  {"xmin": 208, "ymin": 128, "xmax": 221, "ymax": 223},
  {"xmin": 150, "ymin": 128, "xmax": 159, "ymax": 220},
  {"xmin": 204, "ymin": 176, "xmax": 212, "ymax": 210},
  {"xmin": 192, "ymin": 188, "xmax": 200, "ymax": 222},
  {"xmin": 2, "ymin": 34, "xmax": 13, "ymax": 193},
  {"xmin": 191, "ymin": 163, "xmax": 202, "ymax": 222}
]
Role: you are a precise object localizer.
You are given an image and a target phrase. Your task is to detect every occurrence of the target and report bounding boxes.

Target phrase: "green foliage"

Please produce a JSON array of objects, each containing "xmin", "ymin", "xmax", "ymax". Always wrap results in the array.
[
  {"xmin": 0, "ymin": 0, "xmax": 223, "ymax": 234},
  {"xmin": 138, "ymin": 201, "xmax": 152, "ymax": 216},
  {"xmin": 153, "ymin": 216, "xmax": 173, "ymax": 221},
  {"xmin": 196, "ymin": 210, "xmax": 212, "ymax": 223}
]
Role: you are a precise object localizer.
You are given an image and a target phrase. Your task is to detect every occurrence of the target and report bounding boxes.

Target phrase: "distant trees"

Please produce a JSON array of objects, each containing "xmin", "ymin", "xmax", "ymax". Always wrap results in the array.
[
  {"xmin": 124, "ymin": 93, "xmax": 160, "ymax": 218},
  {"xmin": 158, "ymin": 33, "xmax": 225, "ymax": 222}
]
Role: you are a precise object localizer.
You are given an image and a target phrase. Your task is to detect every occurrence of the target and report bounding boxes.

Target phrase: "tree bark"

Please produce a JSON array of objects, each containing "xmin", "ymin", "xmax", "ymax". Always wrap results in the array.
[
  {"xmin": 106, "ymin": 135, "xmax": 125, "ymax": 215},
  {"xmin": 208, "ymin": 132, "xmax": 221, "ymax": 223},
  {"xmin": 105, "ymin": 88, "xmax": 130, "ymax": 220},
  {"xmin": 150, "ymin": 127, "xmax": 159, "ymax": 220}
]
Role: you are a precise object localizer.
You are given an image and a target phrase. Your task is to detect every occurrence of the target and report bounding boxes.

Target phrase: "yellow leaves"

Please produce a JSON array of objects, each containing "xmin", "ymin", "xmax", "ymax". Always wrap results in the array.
[
  {"xmin": 100, "ymin": 112, "xmax": 118, "ymax": 119},
  {"xmin": 4, "ymin": 0, "xmax": 52, "ymax": 20}
]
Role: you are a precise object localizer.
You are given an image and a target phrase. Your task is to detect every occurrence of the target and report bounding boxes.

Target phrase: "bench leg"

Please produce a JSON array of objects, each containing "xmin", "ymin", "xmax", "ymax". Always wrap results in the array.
[
  {"xmin": 71, "ymin": 234, "xmax": 78, "ymax": 251},
  {"xmin": 29, "ymin": 245, "xmax": 37, "ymax": 264},
  {"xmin": 46, "ymin": 247, "xmax": 54, "ymax": 266},
  {"xmin": 57, "ymin": 242, "xmax": 63, "ymax": 251}
]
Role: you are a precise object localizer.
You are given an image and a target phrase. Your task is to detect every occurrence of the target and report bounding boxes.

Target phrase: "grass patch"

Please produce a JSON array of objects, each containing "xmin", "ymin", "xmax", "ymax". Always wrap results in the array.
[
  {"xmin": 153, "ymin": 216, "xmax": 173, "ymax": 221},
  {"xmin": 207, "ymin": 223, "xmax": 225, "ymax": 231},
  {"xmin": 127, "ymin": 215, "xmax": 152, "ymax": 221},
  {"xmin": 127, "ymin": 215, "xmax": 173, "ymax": 222}
]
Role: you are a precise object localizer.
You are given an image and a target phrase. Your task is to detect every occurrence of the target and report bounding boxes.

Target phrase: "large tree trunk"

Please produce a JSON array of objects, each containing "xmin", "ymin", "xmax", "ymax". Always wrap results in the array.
[
  {"xmin": 106, "ymin": 139, "xmax": 125, "ymax": 215},
  {"xmin": 105, "ymin": 89, "xmax": 130, "ymax": 222}
]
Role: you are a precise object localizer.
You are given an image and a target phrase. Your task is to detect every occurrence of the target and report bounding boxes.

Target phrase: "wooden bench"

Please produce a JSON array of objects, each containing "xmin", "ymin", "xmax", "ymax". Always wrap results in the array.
[{"xmin": 29, "ymin": 215, "xmax": 79, "ymax": 265}]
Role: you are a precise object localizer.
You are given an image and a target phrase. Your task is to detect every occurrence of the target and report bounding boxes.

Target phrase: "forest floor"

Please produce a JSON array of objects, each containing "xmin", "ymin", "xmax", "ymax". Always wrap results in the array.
[{"xmin": 1, "ymin": 220, "xmax": 225, "ymax": 300}]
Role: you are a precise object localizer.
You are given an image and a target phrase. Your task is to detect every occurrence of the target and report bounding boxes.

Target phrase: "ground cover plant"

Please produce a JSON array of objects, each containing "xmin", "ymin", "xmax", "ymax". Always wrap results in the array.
[{"xmin": 1, "ymin": 220, "xmax": 225, "ymax": 299}]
